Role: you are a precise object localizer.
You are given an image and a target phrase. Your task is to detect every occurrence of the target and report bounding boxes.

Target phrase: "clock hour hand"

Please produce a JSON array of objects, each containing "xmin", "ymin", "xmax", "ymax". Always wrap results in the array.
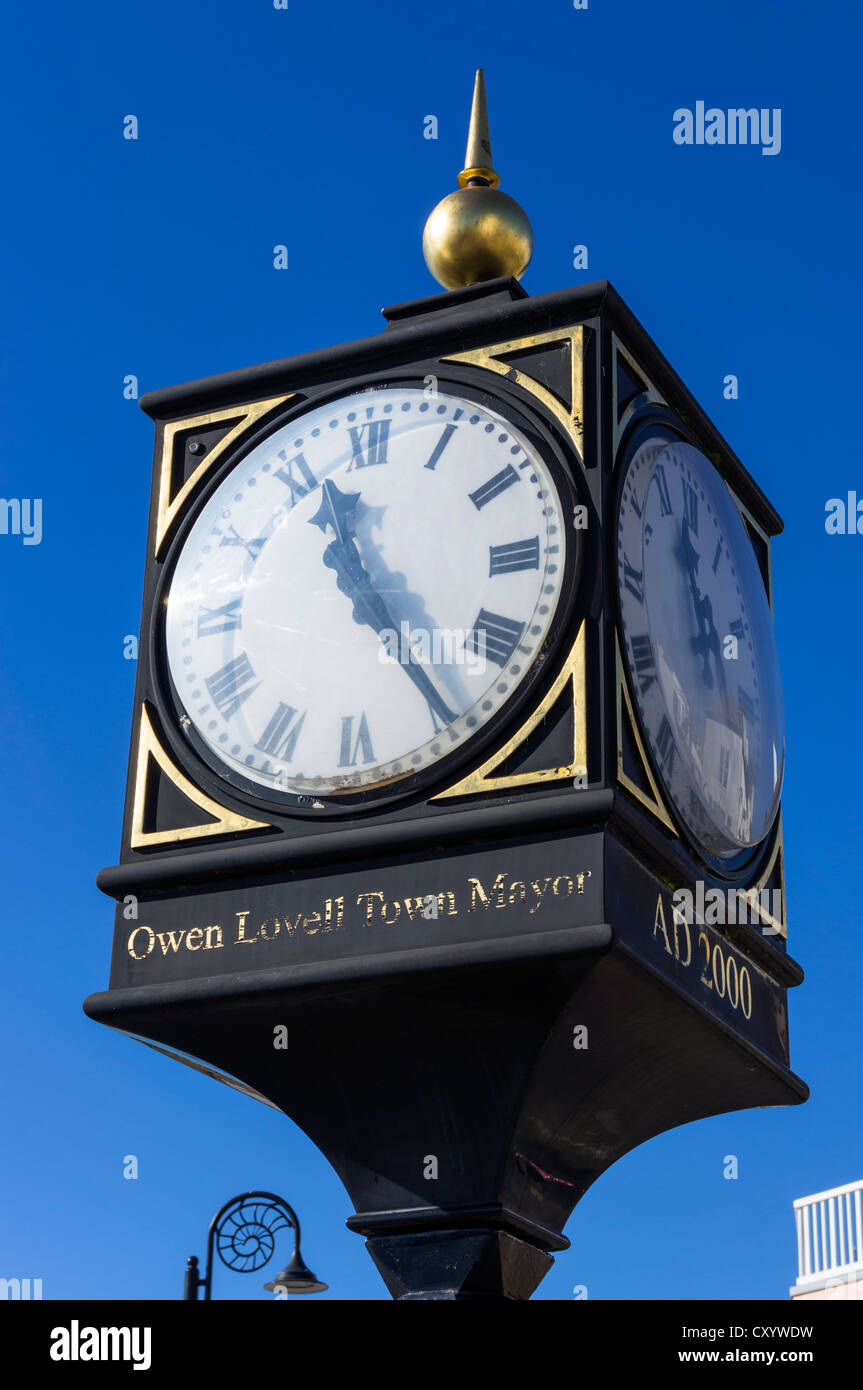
[
  {"xmin": 310, "ymin": 480, "xmax": 457, "ymax": 727},
  {"xmin": 680, "ymin": 518, "xmax": 719, "ymax": 688},
  {"xmin": 695, "ymin": 589, "xmax": 728, "ymax": 699},
  {"xmin": 309, "ymin": 477, "xmax": 361, "ymax": 545}
]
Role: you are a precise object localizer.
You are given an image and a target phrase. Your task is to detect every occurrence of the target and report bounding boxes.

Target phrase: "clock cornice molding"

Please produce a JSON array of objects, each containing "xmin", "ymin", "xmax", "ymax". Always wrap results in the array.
[{"xmin": 140, "ymin": 278, "xmax": 782, "ymax": 541}]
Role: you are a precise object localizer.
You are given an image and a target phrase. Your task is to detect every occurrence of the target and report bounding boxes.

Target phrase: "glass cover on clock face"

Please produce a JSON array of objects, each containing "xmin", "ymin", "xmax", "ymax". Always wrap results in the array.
[
  {"xmin": 164, "ymin": 385, "xmax": 568, "ymax": 800},
  {"xmin": 616, "ymin": 434, "xmax": 784, "ymax": 858}
]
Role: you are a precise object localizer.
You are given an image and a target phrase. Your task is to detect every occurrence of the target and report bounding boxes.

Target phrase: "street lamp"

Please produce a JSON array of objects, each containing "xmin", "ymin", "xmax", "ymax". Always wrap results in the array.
[{"xmin": 183, "ymin": 1191, "xmax": 327, "ymax": 1299}]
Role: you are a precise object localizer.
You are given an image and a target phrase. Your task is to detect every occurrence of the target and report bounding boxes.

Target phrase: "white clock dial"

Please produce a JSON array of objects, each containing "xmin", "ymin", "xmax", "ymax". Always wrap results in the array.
[
  {"xmin": 164, "ymin": 385, "xmax": 568, "ymax": 799},
  {"xmin": 617, "ymin": 433, "xmax": 784, "ymax": 858}
]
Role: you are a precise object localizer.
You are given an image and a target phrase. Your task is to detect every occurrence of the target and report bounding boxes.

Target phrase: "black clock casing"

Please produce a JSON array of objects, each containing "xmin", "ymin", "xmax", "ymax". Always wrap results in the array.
[{"xmin": 85, "ymin": 276, "xmax": 805, "ymax": 1300}]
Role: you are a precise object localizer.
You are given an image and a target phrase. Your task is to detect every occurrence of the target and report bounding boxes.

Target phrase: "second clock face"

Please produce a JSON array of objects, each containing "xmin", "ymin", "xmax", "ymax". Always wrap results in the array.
[
  {"xmin": 616, "ymin": 431, "xmax": 784, "ymax": 860},
  {"xmin": 164, "ymin": 385, "xmax": 568, "ymax": 802}
]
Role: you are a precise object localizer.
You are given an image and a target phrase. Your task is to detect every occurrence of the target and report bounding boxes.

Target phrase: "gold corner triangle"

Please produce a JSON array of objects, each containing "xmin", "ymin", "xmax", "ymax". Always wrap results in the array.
[
  {"xmin": 750, "ymin": 811, "xmax": 787, "ymax": 940},
  {"xmin": 615, "ymin": 639, "xmax": 678, "ymax": 836},
  {"xmin": 130, "ymin": 705, "xmax": 271, "ymax": 849},
  {"xmin": 612, "ymin": 336, "xmax": 666, "ymax": 455},
  {"xmin": 155, "ymin": 394, "xmax": 294, "ymax": 559},
  {"xmin": 442, "ymin": 325, "xmax": 585, "ymax": 461},
  {"xmin": 432, "ymin": 621, "xmax": 587, "ymax": 801}
]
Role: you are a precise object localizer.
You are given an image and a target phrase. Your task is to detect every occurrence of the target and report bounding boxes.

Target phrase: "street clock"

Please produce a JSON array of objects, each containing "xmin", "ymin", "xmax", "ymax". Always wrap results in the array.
[{"xmin": 86, "ymin": 70, "xmax": 805, "ymax": 1301}]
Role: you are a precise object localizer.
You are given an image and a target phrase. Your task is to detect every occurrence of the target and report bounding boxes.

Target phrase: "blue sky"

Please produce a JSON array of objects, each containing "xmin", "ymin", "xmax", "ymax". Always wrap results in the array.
[{"xmin": 1, "ymin": 0, "xmax": 860, "ymax": 1300}]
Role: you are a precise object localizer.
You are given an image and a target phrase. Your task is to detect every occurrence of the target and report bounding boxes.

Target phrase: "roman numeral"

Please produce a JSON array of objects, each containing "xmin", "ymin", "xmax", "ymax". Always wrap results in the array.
[
  {"xmin": 656, "ymin": 715, "xmax": 676, "ymax": 774},
  {"xmin": 654, "ymin": 463, "xmax": 673, "ymax": 517},
  {"xmin": 347, "ymin": 420, "xmax": 389, "ymax": 469},
  {"xmin": 629, "ymin": 491, "xmax": 643, "ymax": 519},
  {"xmin": 256, "ymin": 702, "xmax": 306, "ymax": 761},
  {"xmin": 683, "ymin": 480, "xmax": 699, "ymax": 533},
  {"xmin": 196, "ymin": 598, "xmax": 242, "ymax": 637},
  {"xmin": 339, "ymin": 712, "xmax": 375, "ymax": 766},
  {"xmin": 622, "ymin": 554, "xmax": 644, "ymax": 603},
  {"xmin": 206, "ymin": 653, "xmax": 260, "ymax": 720},
  {"xmin": 220, "ymin": 525, "xmax": 264, "ymax": 562},
  {"xmin": 469, "ymin": 464, "xmax": 520, "ymax": 510},
  {"xmin": 274, "ymin": 450, "xmax": 318, "ymax": 506},
  {"xmin": 468, "ymin": 609, "xmax": 524, "ymax": 667},
  {"xmin": 712, "ymin": 540, "xmax": 722, "ymax": 573},
  {"xmin": 489, "ymin": 537, "xmax": 540, "ymax": 575},
  {"xmin": 424, "ymin": 423, "xmax": 457, "ymax": 471},
  {"xmin": 630, "ymin": 633, "xmax": 656, "ymax": 693}
]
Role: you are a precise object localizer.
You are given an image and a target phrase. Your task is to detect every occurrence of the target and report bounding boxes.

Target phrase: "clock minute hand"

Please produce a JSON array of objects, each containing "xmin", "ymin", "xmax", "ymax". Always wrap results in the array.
[
  {"xmin": 310, "ymin": 481, "xmax": 457, "ymax": 726},
  {"xmin": 324, "ymin": 540, "xmax": 458, "ymax": 726}
]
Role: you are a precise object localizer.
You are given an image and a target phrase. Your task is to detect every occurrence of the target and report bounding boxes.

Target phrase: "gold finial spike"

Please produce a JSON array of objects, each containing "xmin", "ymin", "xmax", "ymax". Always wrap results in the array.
[
  {"xmin": 422, "ymin": 68, "xmax": 533, "ymax": 291},
  {"xmin": 459, "ymin": 69, "xmax": 499, "ymax": 189}
]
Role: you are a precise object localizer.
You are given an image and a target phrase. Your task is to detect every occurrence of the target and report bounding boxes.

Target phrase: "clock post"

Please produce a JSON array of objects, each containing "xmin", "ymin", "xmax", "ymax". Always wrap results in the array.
[{"xmin": 85, "ymin": 71, "xmax": 806, "ymax": 1300}]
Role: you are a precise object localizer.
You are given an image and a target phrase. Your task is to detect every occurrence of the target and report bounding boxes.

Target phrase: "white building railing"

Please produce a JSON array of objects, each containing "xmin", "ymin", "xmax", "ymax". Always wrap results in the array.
[{"xmin": 793, "ymin": 1179, "xmax": 863, "ymax": 1292}]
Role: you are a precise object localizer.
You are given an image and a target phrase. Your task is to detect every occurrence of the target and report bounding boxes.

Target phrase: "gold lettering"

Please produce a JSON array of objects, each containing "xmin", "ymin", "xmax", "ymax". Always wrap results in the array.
[
  {"xmin": 260, "ymin": 919, "xmax": 280, "ymax": 941},
  {"xmin": 401, "ymin": 897, "xmax": 427, "ymax": 921},
  {"xmin": 204, "ymin": 924, "xmax": 223, "ymax": 950},
  {"xmin": 654, "ymin": 895, "xmax": 756, "ymax": 1025},
  {"xmin": 324, "ymin": 896, "xmax": 344, "ymax": 931},
  {"xmin": 156, "ymin": 929, "xmax": 185, "ymax": 955},
  {"xmin": 303, "ymin": 911, "xmax": 321, "ymax": 934},
  {"xmin": 553, "ymin": 875, "xmax": 573, "ymax": 897},
  {"xmin": 357, "ymin": 891, "xmax": 384, "ymax": 925},
  {"xmin": 128, "ymin": 925, "xmax": 154, "ymax": 960},
  {"xmin": 186, "ymin": 928, "xmax": 204, "ymax": 951},
  {"xmin": 672, "ymin": 906, "xmax": 692, "ymax": 966},
  {"xmin": 436, "ymin": 891, "xmax": 458, "ymax": 916},
  {"xmin": 697, "ymin": 930, "xmax": 713, "ymax": 988},
  {"xmin": 235, "ymin": 910, "xmax": 259, "ymax": 945},
  {"xmin": 527, "ymin": 877, "xmax": 552, "ymax": 914},
  {"xmin": 467, "ymin": 873, "xmax": 507, "ymax": 911},
  {"xmin": 653, "ymin": 894, "xmax": 673, "ymax": 954}
]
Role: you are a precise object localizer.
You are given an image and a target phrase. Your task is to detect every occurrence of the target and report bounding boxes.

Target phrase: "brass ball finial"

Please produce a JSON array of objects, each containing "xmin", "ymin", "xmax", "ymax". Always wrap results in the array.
[{"xmin": 423, "ymin": 69, "xmax": 533, "ymax": 291}]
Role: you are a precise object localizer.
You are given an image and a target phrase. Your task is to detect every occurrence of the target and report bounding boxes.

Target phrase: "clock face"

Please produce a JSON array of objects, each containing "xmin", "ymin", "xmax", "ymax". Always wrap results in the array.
[
  {"xmin": 616, "ymin": 431, "xmax": 784, "ymax": 859},
  {"xmin": 164, "ymin": 384, "xmax": 569, "ymax": 804}
]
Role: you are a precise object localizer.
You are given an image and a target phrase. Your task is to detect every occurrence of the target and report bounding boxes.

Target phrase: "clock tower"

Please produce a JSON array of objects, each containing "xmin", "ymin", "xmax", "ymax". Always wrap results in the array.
[{"xmin": 85, "ymin": 71, "xmax": 805, "ymax": 1301}]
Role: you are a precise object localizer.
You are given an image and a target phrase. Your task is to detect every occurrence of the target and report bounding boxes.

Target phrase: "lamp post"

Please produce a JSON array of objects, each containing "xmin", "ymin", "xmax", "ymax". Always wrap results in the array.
[{"xmin": 183, "ymin": 1191, "xmax": 327, "ymax": 1299}]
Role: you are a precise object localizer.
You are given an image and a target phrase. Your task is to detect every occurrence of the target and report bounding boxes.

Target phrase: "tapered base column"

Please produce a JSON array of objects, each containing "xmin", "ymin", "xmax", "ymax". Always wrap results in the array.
[{"xmin": 366, "ymin": 1228, "xmax": 554, "ymax": 1301}]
